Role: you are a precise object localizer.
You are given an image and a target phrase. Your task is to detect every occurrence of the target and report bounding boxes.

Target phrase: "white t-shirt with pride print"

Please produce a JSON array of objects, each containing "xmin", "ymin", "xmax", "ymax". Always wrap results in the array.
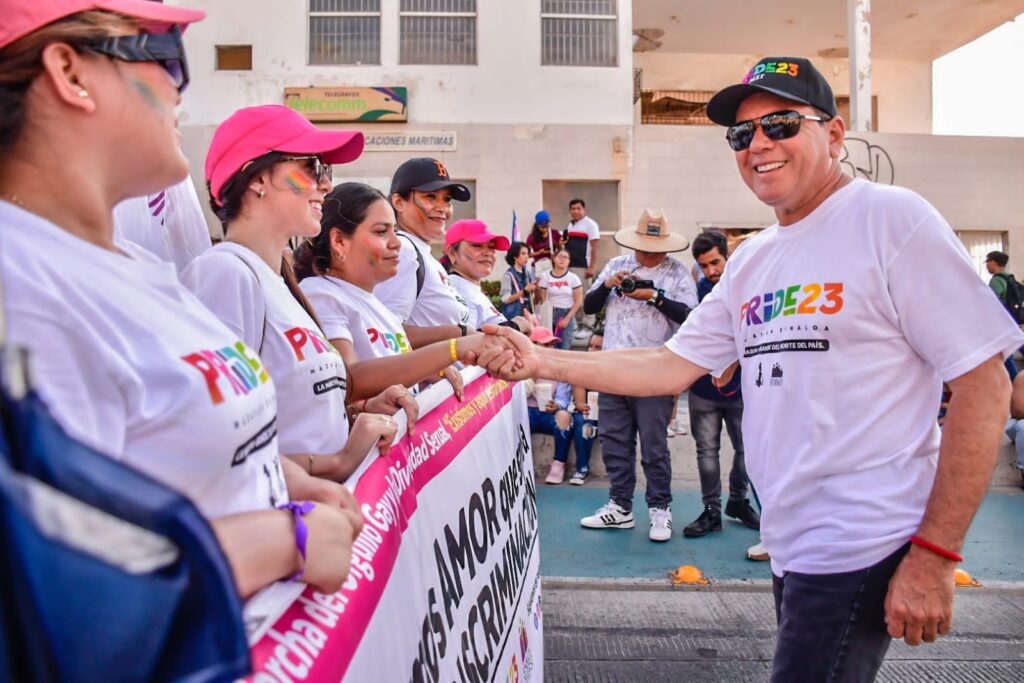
[
  {"xmin": 0, "ymin": 201, "xmax": 287, "ymax": 519},
  {"xmin": 181, "ymin": 243, "xmax": 350, "ymax": 457},
  {"xmin": 540, "ymin": 269, "xmax": 582, "ymax": 309},
  {"xmin": 301, "ymin": 275, "xmax": 412, "ymax": 361},
  {"xmin": 665, "ymin": 179, "xmax": 1024, "ymax": 576},
  {"xmin": 373, "ymin": 230, "xmax": 470, "ymax": 327},
  {"xmin": 449, "ymin": 272, "xmax": 506, "ymax": 329}
]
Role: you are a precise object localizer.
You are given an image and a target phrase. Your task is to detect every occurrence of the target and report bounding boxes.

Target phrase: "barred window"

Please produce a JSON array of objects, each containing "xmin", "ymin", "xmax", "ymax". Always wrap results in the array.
[
  {"xmin": 309, "ymin": 0, "xmax": 381, "ymax": 65},
  {"xmin": 400, "ymin": 0, "xmax": 477, "ymax": 65},
  {"xmin": 541, "ymin": 0, "xmax": 617, "ymax": 67}
]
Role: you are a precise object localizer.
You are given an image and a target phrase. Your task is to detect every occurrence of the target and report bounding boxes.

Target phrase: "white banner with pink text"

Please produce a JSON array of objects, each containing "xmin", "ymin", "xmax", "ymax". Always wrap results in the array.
[{"xmin": 243, "ymin": 369, "xmax": 543, "ymax": 683}]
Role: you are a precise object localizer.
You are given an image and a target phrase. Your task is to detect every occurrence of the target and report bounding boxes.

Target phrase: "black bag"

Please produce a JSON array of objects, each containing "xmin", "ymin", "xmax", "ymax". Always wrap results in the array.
[{"xmin": 994, "ymin": 273, "xmax": 1024, "ymax": 323}]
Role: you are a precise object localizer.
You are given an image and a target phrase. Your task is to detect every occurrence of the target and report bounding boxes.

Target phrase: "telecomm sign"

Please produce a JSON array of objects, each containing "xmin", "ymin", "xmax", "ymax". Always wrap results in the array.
[{"xmin": 284, "ymin": 87, "xmax": 408, "ymax": 122}]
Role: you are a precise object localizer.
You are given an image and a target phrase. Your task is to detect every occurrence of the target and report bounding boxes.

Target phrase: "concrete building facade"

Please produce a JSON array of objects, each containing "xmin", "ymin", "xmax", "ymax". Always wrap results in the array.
[{"xmin": 176, "ymin": 0, "xmax": 1024, "ymax": 279}]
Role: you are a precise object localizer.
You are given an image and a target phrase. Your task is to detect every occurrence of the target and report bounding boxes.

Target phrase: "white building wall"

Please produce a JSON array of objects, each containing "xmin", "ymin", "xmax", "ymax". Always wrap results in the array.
[
  {"xmin": 178, "ymin": 0, "xmax": 634, "ymax": 127},
  {"xmin": 634, "ymin": 52, "xmax": 933, "ymax": 134},
  {"xmin": 625, "ymin": 126, "xmax": 1024, "ymax": 267}
]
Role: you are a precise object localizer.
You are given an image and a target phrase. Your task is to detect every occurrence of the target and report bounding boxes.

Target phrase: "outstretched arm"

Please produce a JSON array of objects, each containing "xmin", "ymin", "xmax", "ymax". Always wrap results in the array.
[
  {"xmin": 885, "ymin": 353, "xmax": 1010, "ymax": 645},
  {"xmin": 474, "ymin": 324, "xmax": 708, "ymax": 397}
]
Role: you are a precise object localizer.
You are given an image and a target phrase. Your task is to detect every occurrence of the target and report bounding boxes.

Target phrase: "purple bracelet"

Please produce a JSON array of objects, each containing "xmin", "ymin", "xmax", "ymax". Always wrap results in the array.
[{"xmin": 278, "ymin": 501, "xmax": 315, "ymax": 582}]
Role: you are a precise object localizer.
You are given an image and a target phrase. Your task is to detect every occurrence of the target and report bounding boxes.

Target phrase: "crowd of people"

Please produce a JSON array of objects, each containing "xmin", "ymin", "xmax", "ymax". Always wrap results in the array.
[{"xmin": 2, "ymin": 2, "xmax": 1021, "ymax": 681}]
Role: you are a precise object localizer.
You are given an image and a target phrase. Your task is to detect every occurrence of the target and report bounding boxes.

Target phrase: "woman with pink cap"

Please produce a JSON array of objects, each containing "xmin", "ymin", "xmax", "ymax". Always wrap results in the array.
[
  {"xmin": 181, "ymin": 104, "xmax": 417, "ymax": 490},
  {"xmin": 443, "ymin": 219, "xmax": 513, "ymax": 330},
  {"xmin": 0, "ymin": 1, "xmax": 359, "ymax": 598},
  {"xmin": 293, "ymin": 182, "xmax": 495, "ymax": 399}
]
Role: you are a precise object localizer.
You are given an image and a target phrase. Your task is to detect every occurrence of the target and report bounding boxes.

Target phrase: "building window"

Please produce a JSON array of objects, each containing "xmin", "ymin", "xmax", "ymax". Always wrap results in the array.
[
  {"xmin": 399, "ymin": 0, "xmax": 477, "ymax": 65},
  {"xmin": 215, "ymin": 45, "xmax": 252, "ymax": 71},
  {"xmin": 309, "ymin": 0, "xmax": 381, "ymax": 65},
  {"xmin": 541, "ymin": 0, "xmax": 617, "ymax": 67},
  {"xmin": 640, "ymin": 90, "xmax": 715, "ymax": 126}
]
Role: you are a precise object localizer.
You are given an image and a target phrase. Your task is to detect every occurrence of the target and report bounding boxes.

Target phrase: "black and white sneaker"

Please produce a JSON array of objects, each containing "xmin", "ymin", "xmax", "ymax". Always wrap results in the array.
[{"xmin": 580, "ymin": 500, "xmax": 635, "ymax": 529}]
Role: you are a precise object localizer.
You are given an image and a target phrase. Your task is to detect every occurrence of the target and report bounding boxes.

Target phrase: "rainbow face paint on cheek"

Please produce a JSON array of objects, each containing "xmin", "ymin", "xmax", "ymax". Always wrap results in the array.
[
  {"xmin": 130, "ymin": 78, "xmax": 169, "ymax": 117},
  {"xmin": 285, "ymin": 170, "xmax": 315, "ymax": 194}
]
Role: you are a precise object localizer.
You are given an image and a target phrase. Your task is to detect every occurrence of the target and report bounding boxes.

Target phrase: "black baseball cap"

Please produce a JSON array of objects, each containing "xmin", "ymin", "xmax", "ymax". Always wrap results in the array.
[
  {"xmin": 706, "ymin": 57, "xmax": 838, "ymax": 126},
  {"xmin": 388, "ymin": 157, "xmax": 471, "ymax": 201}
]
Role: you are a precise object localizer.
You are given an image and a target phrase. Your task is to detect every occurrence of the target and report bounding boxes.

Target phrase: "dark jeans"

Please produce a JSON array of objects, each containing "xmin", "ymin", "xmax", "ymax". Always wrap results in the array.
[
  {"xmin": 771, "ymin": 543, "xmax": 910, "ymax": 683},
  {"xmin": 689, "ymin": 392, "xmax": 748, "ymax": 510},
  {"xmin": 599, "ymin": 392, "xmax": 674, "ymax": 512},
  {"xmin": 528, "ymin": 406, "xmax": 570, "ymax": 462},
  {"xmin": 570, "ymin": 413, "xmax": 597, "ymax": 473}
]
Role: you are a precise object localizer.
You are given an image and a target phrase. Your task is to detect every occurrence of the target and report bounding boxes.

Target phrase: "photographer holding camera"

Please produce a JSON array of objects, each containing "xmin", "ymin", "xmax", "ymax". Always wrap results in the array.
[{"xmin": 578, "ymin": 210, "xmax": 698, "ymax": 541}]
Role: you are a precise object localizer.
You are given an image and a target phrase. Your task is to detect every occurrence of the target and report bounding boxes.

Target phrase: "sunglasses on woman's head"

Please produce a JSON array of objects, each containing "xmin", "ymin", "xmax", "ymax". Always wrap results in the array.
[
  {"xmin": 81, "ymin": 26, "xmax": 190, "ymax": 93},
  {"xmin": 281, "ymin": 155, "xmax": 333, "ymax": 184},
  {"xmin": 725, "ymin": 110, "xmax": 830, "ymax": 152}
]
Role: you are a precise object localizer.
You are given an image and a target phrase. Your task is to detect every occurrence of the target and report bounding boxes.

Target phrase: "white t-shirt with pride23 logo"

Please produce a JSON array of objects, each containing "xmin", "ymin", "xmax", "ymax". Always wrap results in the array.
[
  {"xmin": 540, "ymin": 269, "xmax": 582, "ymax": 309},
  {"xmin": 373, "ymin": 230, "xmax": 470, "ymax": 327},
  {"xmin": 665, "ymin": 179, "xmax": 1024, "ymax": 576},
  {"xmin": 449, "ymin": 272, "xmax": 506, "ymax": 329},
  {"xmin": 180, "ymin": 242, "xmax": 350, "ymax": 458},
  {"xmin": 301, "ymin": 275, "xmax": 413, "ymax": 361},
  {"xmin": 0, "ymin": 201, "xmax": 287, "ymax": 519}
]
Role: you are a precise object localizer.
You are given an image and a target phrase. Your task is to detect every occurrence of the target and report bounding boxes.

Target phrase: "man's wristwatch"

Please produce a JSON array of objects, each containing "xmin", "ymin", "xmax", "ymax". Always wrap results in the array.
[{"xmin": 646, "ymin": 288, "xmax": 666, "ymax": 307}]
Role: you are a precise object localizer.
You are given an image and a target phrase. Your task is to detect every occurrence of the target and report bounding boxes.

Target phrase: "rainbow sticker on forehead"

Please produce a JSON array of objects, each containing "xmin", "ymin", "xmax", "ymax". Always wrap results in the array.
[
  {"xmin": 744, "ymin": 61, "xmax": 800, "ymax": 84},
  {"xmin": 284, "ymin": 169, "xmax": 315, "ymax": 194}
]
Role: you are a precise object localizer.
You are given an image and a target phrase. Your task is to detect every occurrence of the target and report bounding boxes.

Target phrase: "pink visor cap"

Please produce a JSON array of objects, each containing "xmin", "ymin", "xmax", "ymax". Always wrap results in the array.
[
  {"xmin": 206, "ymin": 104, "xmax": 365, "ymax": 206},
  {"xmin": 529, "ymin": 327, "xmax": 559, "ymax": 345},
  {"xmin": 445, "ymin": 219, "xmax": 511, "ymax": 250},
  {"xmin": 0, "ymin": 0, "xmax": 205, "ymax": 49}
]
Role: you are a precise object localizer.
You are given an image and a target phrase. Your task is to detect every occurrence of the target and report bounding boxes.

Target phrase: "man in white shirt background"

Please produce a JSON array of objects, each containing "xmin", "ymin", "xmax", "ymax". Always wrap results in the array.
[{"xmin": 563, "ymin": 198, "xmax": 601, "ymax": 333}]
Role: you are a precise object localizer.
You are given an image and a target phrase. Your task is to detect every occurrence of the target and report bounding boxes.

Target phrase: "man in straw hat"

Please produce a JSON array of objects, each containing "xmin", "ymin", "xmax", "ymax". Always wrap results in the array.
[
  {"xmin": 476, "ymin": 55, "xmax": 1022, "ymax": 680},
  {"xmin": 576, "ymin": 209, "xmax": 697, "ymax": 542}
]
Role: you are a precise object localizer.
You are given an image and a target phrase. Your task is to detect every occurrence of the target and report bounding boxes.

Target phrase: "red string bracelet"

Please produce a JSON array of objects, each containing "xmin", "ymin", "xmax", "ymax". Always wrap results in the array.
[{"xmin": 910, "ymin": 535, "xmax": 963, "ymax": 563}]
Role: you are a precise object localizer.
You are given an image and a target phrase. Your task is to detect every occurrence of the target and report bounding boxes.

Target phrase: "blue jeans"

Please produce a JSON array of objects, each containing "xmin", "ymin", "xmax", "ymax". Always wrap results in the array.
[
  {"xmin": 552, "ymin": 306, "xmax": 575, "ymax": 350},
  {"xmin": 689, "ymin": 393, "xmax": 748, "ymax": 510},
  {"xmin": 528, "ymin": 406, "xmax": 571, "ymax": 462},
  {"xmin": 771, "ymin": 543, "xmax": 909, "ymax": 682},
  {"xmin": 570, "ymin": 413, "xmax": 597, "ymax": 473},
  {"xmin": 1006, "ymin": 418, "xmax": 1024, "ymax": 471}
]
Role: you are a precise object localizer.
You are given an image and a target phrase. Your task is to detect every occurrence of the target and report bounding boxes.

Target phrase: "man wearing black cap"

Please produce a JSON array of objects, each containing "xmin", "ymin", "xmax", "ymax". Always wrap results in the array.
[
  {"xmin": 374, "ymin": 157, "xmax": 473, "ymax": 344},
  {"xmin": 477, "ymin": 56, "xmax": 1023, "ymax": 682}
]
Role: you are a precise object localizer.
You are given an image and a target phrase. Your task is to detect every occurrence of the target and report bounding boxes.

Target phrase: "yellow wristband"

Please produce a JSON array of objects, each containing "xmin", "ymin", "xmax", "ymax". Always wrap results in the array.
[{"xmin": 449, "ymin": 337, "xmax": 459, "ymax": 363}]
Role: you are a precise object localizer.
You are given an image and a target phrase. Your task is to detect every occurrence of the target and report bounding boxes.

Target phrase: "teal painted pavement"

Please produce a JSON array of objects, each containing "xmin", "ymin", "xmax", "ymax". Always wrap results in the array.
[{"xmin": 537, "ymin": 486, "xmax": 1024, "ymax": 583}]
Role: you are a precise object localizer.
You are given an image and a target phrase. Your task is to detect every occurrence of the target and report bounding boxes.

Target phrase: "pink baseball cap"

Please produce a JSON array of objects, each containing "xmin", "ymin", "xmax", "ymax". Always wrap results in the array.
[
  {"xmin": 444, "ymin": 219, "xmax": 511, "ymax": 250},
  {"xmin": 529, "ymin": 327, "xmax": 559, "ymax": 345},
  {"xmin": 205, "ymin": 105, "xmax": 365, "ymax": 206},
  {"xmin": 0, "ymin": 0, "xmax": 206, "ymax": 50}
]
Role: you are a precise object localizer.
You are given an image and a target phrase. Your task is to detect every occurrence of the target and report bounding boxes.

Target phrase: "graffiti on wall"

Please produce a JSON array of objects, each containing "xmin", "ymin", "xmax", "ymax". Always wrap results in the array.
[{"xmin": 840, "ymin": 138, "xmax": 894, "ymax": 185}]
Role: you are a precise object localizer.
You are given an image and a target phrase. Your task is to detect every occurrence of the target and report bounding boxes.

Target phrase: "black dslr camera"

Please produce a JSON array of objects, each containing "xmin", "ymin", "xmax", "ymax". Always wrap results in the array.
[{"xmin": 618, "ymin": 275, "xmax": 655, "ymax": 293}]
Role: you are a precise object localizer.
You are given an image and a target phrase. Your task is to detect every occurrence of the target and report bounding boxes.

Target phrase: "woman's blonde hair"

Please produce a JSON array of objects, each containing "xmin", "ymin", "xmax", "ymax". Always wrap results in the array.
[{"xmin": 0, "ymin": 11, "xmax": 138, "ymax": 149}]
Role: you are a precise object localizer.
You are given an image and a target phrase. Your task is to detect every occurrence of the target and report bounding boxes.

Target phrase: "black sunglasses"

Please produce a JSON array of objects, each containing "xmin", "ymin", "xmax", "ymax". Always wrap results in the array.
[
  {"xmin": 726, "ymin": 110, "xmax": 830, "ymax": 151},
  {"xmin": 81, "ymin": 26, "xmax": 190, "ymax": 93},
  {"xmin": 281, "ymin": 155, "xmax": 333, "ymax": 184}
]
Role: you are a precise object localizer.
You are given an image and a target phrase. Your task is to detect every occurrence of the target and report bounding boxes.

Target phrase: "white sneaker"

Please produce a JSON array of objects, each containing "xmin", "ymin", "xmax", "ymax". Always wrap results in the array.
[
  {"xmin": 580, "ymin": 500, "xmax": 635, "ymax": 529},
  {"xmin": 649, "ymin": 506, "xmax": 673, "ymax": 542},
  {"xmin": 674, "ymin": 420, "xmax": 688, "ymax": 436},
  {"xmin": 666, "ymin": 426, "xmax": 676, "ymax": 438},
  {"xmin": 747, "ymin": 541, "xmax": 770, "ymax": 561}
]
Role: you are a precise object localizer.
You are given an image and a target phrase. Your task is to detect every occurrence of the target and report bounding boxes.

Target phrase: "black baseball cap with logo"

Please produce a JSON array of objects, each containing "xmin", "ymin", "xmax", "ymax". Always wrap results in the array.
[
  {"xmin": 706, "ymin": 57, "xmax": 838, "ymax": 126},
  {"xmin": 389, "ymin": 157, "xmax": 471, "ymax": 201}
]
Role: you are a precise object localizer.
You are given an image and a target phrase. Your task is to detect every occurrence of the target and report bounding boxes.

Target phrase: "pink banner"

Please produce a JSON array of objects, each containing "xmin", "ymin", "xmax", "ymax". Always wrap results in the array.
[{"xmin": 248, "ymin": 375, "xmax": 514, "ymax": 682}]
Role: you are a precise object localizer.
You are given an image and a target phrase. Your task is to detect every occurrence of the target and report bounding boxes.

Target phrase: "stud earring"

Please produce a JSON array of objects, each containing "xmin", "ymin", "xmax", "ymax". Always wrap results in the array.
[
  {"xmin": 257, "ymin": 189, "xmax": 265, "ymax": 199},
  {"xmin": 77, "ymin": 90, "xmax": 89, "ymax": 98}
]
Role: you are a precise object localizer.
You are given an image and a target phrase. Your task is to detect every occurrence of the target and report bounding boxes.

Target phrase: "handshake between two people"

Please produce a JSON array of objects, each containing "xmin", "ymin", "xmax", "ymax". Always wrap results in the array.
[{"xmin": 458, "ymin": 324, "xmax": 540, "ymax": 381}]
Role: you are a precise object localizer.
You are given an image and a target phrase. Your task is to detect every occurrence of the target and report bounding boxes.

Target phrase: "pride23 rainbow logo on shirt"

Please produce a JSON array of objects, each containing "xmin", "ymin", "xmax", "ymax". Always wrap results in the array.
[
  {"xmin": 740, "ymin": 282, "xmax": 844, "ymax": 327},
  {"xmin": 183, "ymin": 342, "xmax": 270, "ymax": 405}
]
